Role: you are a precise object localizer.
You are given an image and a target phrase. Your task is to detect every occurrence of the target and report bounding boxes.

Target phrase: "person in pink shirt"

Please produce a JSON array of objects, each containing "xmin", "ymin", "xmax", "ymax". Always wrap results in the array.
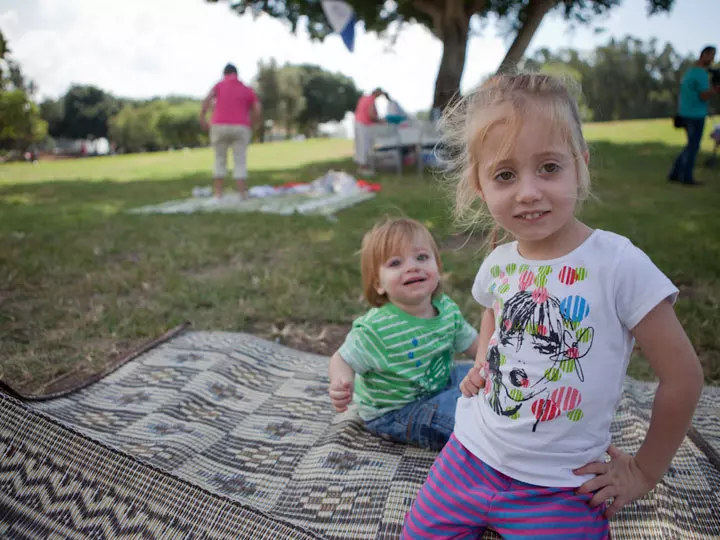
[
  {"xmin": 354, "ymin": 88, "xmax": 385, "ymax": 176},
  {"xmin": 200, "ymin": 64, "xmax": 262, "ymax": 199}
]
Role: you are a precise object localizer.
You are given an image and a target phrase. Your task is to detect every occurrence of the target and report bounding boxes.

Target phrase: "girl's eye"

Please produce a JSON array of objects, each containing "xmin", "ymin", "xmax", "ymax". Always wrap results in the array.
[
  {"xmin": 494, "ymin": 170, "xmax": 514, "ymax": 182},
  {"xmin": 540, "ymin": 163, "xmax": 560, "ymax": 174},
  {"xmin": 388, "ymin": 259, "xmax": 401, "ymax": 267},
  {"xmin": 417, "ymin": 253, "xmax": 429, "ymax": 261}
]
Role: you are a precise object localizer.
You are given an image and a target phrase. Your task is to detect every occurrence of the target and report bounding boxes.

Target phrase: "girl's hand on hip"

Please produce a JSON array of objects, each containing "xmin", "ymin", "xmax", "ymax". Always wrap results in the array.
[{"xmin": 574, "ymin": 444, "xmax": 657, "ymax": 518}]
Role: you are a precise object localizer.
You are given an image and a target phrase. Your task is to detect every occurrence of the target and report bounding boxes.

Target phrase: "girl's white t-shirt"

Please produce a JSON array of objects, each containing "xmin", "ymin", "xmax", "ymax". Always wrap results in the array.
[{"xmin": 455, "ymin": 229, "xmax": 679, "ymax": 487}]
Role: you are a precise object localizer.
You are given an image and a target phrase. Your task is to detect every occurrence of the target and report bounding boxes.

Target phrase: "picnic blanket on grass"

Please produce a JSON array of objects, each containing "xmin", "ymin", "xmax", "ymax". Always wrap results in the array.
[
  {"xmin": 1, "ymin": 329, "xmax": 719, "ymax": 539},
  {"xmin": 128, "ymin": 190, "xmax": 376, "ymax": 217}
]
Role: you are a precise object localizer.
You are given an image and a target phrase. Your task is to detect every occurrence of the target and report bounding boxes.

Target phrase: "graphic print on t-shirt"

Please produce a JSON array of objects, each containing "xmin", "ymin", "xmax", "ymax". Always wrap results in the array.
[
  {"xmin": 483, "ymin": 263, "xmax": 594, "ymax": 432},
  {"xmin": 410, "ymin": 348, "xmax": 453, "ymax": 396}
]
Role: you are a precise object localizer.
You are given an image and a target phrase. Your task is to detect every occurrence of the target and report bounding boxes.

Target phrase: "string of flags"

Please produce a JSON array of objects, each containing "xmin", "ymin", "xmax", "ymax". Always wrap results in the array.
[{"xmin": 321, "ymin": 0, "xmax": 356, "ymax": 52}]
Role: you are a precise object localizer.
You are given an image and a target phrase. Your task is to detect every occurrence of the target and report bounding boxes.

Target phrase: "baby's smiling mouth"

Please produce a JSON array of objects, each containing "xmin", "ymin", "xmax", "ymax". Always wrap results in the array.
[{"xmin": 403, "ymin": 276, "xmax": 426, "ymax": 285}]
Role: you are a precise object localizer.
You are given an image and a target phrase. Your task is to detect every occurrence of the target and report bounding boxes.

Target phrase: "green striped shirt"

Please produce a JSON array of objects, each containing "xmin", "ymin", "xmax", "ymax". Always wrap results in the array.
[{"xmin": 339, "ymin": 294, "xmax": 478, "ymax": 420}]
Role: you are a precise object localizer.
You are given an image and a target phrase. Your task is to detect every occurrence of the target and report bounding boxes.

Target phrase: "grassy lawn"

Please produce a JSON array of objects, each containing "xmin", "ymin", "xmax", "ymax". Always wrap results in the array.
[{"xmin": 1, "ymin": 121, "xmax": 719, "ymax": 394}]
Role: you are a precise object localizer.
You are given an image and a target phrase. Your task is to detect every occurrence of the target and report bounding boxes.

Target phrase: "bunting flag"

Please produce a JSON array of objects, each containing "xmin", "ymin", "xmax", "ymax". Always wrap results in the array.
[{"xmin": 321, "ymin": 0, "xmax": 356, "ymax": 52}]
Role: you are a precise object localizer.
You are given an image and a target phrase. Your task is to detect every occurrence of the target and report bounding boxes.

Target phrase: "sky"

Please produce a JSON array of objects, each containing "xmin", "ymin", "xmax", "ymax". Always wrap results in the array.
[{"xmin": 1, "ymin": 0, "xmax": 719, "ymax": 114}]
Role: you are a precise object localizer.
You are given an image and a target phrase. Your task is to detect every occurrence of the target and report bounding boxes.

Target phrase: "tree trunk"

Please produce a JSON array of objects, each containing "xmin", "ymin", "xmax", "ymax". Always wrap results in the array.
[
  {"xmin": 432, "ymin": 16, "xmax": 470, "ymax": 111},
  {"xmin": 496, "ymin": 0, "xmax": 557, "ymax": 74},
  {"xmin": 255, "ymin": 122, "xmax": 265, "ymax": 144},
  {"xmin": 413, "ymin": 0, "xmax": 477, "ymax": 112}
]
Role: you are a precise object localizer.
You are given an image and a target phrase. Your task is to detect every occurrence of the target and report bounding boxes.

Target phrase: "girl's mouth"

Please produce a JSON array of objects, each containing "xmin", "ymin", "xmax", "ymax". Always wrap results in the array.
[{"xmin": 515, "ymin": 211, "xmax": 550, "ymax": 222}]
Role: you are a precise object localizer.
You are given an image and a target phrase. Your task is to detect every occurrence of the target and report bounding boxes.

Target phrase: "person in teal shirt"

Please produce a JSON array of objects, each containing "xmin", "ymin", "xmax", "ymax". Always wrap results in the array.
[{"xmin": 669, "ymin": 46, "xmax": 718, "ymax": 186}]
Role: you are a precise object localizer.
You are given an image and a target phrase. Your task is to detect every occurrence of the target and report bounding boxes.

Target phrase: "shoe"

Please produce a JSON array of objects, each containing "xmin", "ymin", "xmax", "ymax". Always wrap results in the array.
[
  {"xmin": 681, "ymin": 180, "xmax": 703, "ymax": 186},
  {"xmin": 667, "ymin": 175, "xmax": 680, "ymax": 183}
]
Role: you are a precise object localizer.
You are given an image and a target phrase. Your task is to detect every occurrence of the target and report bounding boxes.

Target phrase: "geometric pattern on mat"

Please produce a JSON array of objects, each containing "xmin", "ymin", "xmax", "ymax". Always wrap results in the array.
[{"xmin": 1, "ymin": 331, "xmax": 719, "ymax": 539}]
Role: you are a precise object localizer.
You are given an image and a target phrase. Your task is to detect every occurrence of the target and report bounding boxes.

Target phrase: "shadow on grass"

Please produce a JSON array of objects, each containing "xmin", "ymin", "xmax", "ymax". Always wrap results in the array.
[
  {"xmin": 0, "ymin": 155, "xmax": 358, "ymax": 212},
  {"xmin": 3, "ymin": 139, "xmax": 717, "ymax": 208}
]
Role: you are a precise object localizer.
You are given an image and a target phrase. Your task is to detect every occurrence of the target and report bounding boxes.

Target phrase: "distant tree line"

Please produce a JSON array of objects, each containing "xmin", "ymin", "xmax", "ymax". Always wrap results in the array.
[
  {"xmin": 2, "ymin": 29, "xmax": 718, "ymax": 156},
  {"xmin": 0, "ymin": 30, "xmax": 47, "ymax": 154},
  {"xmin": 520, "ymin": 37, "xmax": 715, "ymax": 122},
  {"xmin": 33, "ymin": 61, "xmax": 361, "ymax": 153}
]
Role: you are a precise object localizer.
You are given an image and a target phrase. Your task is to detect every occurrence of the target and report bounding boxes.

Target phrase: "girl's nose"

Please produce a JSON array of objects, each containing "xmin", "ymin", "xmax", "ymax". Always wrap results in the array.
[{"xmin": 515, "ymin": 174, "xmax": 542, "ymax": 203}]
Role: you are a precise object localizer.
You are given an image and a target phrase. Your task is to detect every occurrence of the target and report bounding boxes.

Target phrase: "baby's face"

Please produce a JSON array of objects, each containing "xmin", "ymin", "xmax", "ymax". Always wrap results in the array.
[{"xmin": 376, "ymin": 241, "xmax": 439, "ymax": 309}]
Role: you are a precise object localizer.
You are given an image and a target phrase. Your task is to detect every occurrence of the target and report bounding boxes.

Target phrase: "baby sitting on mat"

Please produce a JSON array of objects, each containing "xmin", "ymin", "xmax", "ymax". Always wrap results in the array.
[{"xmin": 328, "ymin": 216, "xmax": 480, "ymax": 451}]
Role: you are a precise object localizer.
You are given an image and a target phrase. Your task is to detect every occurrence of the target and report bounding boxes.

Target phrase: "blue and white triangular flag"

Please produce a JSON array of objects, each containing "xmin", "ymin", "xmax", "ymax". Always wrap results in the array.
[{"xmin": 321, "ymin": 0, "xmax": 356, "ymax": 52}]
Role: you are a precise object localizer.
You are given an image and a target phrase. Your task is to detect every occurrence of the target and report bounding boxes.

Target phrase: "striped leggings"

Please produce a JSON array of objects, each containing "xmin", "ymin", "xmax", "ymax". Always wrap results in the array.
[{"xmin": 402, "ymin": 434, "xmax": 609, "ymax": 539}]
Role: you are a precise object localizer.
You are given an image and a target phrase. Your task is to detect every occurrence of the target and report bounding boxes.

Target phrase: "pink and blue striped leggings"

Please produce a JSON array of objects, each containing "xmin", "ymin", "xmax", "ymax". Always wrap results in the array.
[{"xmin": 402, "ymin": 434, "xmax": 609, "ymax": 539}]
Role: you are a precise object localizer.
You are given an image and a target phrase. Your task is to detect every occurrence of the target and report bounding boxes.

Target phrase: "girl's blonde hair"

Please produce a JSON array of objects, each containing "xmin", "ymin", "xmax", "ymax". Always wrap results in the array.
[
  {"xmin": 440, "ymin": 72, "xmax": 591, "ymax": 248},
  {"xmin": 360, "ymin": 217, "xmax": 443, "ymax": 307}
]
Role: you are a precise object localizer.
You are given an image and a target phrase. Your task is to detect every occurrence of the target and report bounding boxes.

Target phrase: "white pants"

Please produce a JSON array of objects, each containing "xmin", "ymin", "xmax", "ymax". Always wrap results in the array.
[
  {"xmin": 210, "ymin": 124, "xmax": 251, "ymax": 179},
  {"xmin": 354, "ymin": 123, "xmax": 374, "ymax": 167}
]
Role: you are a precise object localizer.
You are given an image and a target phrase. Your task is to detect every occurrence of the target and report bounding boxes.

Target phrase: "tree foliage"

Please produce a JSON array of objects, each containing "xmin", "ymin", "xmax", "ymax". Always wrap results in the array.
[
  {"xmin": 0, "ymin": 90, "xmax": 48, "ymax": 147},
  {"xmin": 276, "ymin": 66, "xmax": 306, "ymax": 136},
  {"xmin": 295, "ymin": 64, "xmax": 362, "ymax": 136},
  {"xmin": 0, "ymin": 30, "xmax": 47, "ymax": 152},
  {"xmin": 254, "ymin": 61, "xmax": 360, "ymax": 138},
  {"xmin": 522, "ymin": 37, "xmax": 698, "ymax": 121},
  {"xmin": 109, "ymin": 100, "xmax": 207, "ymax": 153},
  {"xmin": 39, "ymin": 98, "xmax": 65, "ymax": 137},
  {"xmin": 207, "ymin": 0, "xmax": 675, "ymax": 110},
  {"xmin": 57, "ymin": 85, "xmax": 122, "ymax": 139}
]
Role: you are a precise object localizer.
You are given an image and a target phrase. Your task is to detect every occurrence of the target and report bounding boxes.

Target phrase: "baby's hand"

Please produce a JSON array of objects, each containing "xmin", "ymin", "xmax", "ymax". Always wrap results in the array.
[
  {"xmin": 574, "ymin": 444, "xmax": 657, "ymax": 518},
  {"xmin": 329, "ymin": 379, "xmax": 354, "ymax": 412},
  {"xmin": 460, "ymin": 364, "xmax": 487, "ymax": 397}
]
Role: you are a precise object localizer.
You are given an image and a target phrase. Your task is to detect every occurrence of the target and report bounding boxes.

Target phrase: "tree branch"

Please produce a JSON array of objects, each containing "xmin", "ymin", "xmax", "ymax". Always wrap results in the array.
[
  {"xmin": 497, "ymin": 0, "xmax": 558, "ymax": 74},
  {"xmin": 445, "ymin": 0, "xmax": 469, "ymax": 26},
  {"xmin": 472, "ymin": 0, "xmax": 487, "ymax": 13},
  {"xmin": 412, "ymin": 0, "xmax": 443, "ymax": 30}
]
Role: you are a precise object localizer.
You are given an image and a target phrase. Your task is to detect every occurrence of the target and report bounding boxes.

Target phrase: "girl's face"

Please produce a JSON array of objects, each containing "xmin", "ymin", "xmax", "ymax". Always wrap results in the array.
[
  {"xmin": 475, "ymin": 109, "xmax": 588, "ymax": 258},
  {"xmin": 376, "ymin": 239, "xmax": 440, "ymax": 310}
]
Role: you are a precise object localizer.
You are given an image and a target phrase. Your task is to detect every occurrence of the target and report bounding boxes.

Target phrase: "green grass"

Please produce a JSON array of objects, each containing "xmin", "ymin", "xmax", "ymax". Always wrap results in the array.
[{"xmin": 1, "ymin": 122, "xmax": 719, "ymax": 394}]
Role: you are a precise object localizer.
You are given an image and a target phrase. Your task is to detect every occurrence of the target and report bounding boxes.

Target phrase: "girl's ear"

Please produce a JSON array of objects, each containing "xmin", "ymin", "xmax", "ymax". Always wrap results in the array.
[{"xmin": 376, "ymin": 286, "xmax": 386, "ymax": 296}]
